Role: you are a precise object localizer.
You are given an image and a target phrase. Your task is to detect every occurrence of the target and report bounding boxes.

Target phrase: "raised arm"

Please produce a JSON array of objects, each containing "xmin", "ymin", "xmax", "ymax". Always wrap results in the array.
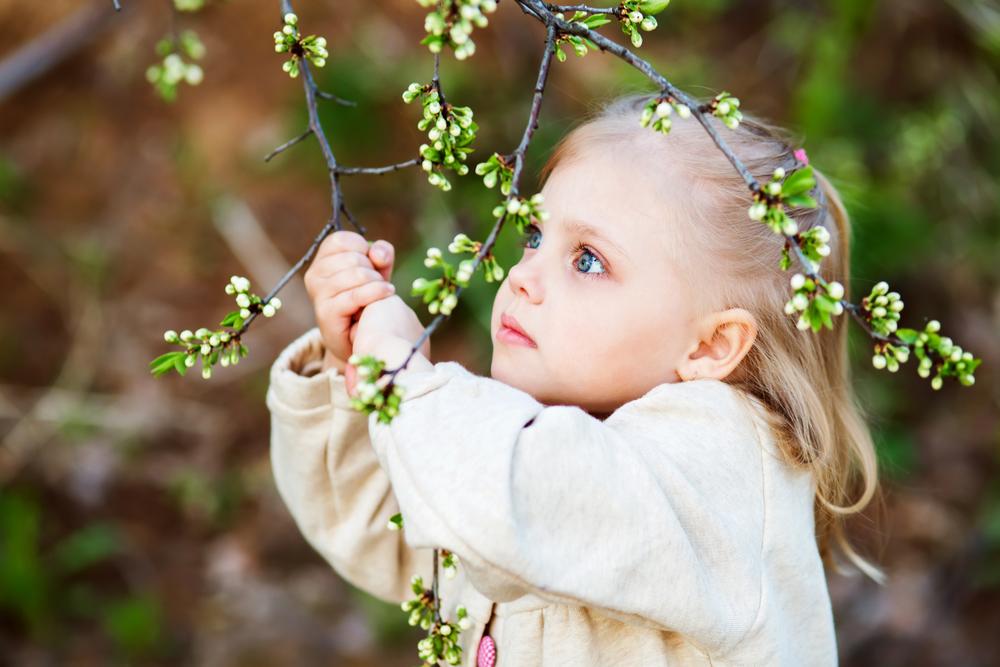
[
  {"xmin": 367, "ymin": 362, "xmax": 779, "ymax": 654},
  {"xmin": 266, "ymin": 326, "xmax": 442, "ymax": 605}
]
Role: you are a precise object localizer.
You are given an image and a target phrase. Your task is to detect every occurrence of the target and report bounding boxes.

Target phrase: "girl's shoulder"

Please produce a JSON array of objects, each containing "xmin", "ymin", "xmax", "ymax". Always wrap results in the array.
[{"xmin": 608, "ymin": 378, "xmax": 786, "ymax": 460}]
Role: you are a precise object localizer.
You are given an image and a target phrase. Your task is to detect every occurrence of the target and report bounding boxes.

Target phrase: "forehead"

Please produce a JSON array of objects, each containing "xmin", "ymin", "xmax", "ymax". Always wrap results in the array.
[{"xmin": 539, "ymin": 141, "xmax": 689, "ymax": 263}]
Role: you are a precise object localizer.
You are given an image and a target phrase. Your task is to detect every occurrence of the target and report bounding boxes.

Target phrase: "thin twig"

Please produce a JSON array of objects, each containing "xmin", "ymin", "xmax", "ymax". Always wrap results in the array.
[
  {"xmin": 316, "ymin": 89, "xmax": 357, "ymax": 106},
  {"xmin": 335, "ymin": 158, "xmax": 422, "ymax": 175},
  {"xmin": 264, "ymin": 129, "xmax": 313, "ymax": 162}
]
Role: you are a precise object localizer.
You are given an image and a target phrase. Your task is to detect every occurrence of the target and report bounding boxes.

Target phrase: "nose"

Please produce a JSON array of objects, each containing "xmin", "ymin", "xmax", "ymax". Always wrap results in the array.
[{"xmin": 506, "ymin": 252, "xmax": 543, "ymax": 303}]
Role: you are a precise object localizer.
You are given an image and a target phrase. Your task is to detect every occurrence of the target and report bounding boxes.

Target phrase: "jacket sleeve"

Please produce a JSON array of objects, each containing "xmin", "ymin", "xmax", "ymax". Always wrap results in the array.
[
  {"xmin": 368, "ymin": 361, "xmax": 772, "ymax": 655},
  {"xmin": 266, "ymin": 327, "xmax": 449, "ymax": 605}
]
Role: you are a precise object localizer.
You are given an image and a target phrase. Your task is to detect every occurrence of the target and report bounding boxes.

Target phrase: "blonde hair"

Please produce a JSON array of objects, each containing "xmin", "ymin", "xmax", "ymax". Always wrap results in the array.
[{"xmin": 538, "ymin": 91, "xmax": 884, "ymax": 583}]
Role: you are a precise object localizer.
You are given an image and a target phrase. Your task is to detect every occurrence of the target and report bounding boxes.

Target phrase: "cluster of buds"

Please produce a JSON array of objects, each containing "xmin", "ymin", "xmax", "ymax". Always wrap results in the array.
[
  {"xmin": 618, "ymin": 0, "xmax": 670, "ymax": 48},
  {"xmin": 222, "ymin": 275, "xmax": 282, "ymax": 326},
  {"xmin": 146, "ymin": 30, "xmax": 205, "ymax": 102},
  {"xmin": 401, "ymin": 575, "xmax": 436, "ymax": 630},
  {"xmin": 441, "ymin": 549, "xmax": 460, "ymax": 580},
  {"xmin": 413, "ymin": 248, "xmax": 461, "ymax": 316},
  {"xmin": 748, "ymin": 164, "xmax": 818, "ymax": 237},
  {"xmin": 416, "ymin": 0, "xmax": 498, "ymax": 60},
  {"xmin": 474, "ymin": 152, "xmax": 515, "ymax": 195},
  {"xmin": 871, "ymin": 340, "xmax": 909, "ymax": 374},
  {"xmin": 150, "ymin": 275, "xmax": 278, "ymax": 379},
  {"xmin": 492, "ymin": 193, "xmax": 550, "ymax": 236},
  {"xmin": 274, "ymin": 12, "xmax": 328, "ymax": 79},
  {"xmin": 151, "ymin": 327, "xmax": 246, "ymax": 380},
  {"xmin": 785, "ymin": 224, "xmax": 832, "ymax": 273},
  {"xmin": 449, "ymin": 232, "xmax": 505, "ymax": 283},
  {"xmin": 403, "ymin": 84, "xmax": 478, "ymax": 192},
  {"xmin": 708, "ymin": 91, "xmax": 743, "ymax": 129},
  {"xmin": 860, "ymin": 281, "xmax": 903, "ymax": 336},
  {"xmin": 897, "ymin": 319, "xmax": 980, "ymax": 389},
  {"xmin": 639, "ymin": 94, "xmax": 692, "ymax": 135},
  {"xmin": 346, "ymin": 353, "xmax": 404, "ymax": 423},
  {"xmin": 416, "ymin": 610, "xmax": 468, "ymax": 666},
  {"xmin": 783, "ymin": 272, "xmax": 845, "ymax": 333},
  {"xmin": 551, "ymin": 11, "xmax": 609, "ymax": 61}
]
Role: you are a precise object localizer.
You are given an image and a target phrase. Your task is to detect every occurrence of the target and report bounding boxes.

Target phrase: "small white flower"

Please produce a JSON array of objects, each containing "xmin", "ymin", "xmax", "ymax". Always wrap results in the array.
[
  {"xmin": 236, "ymin": 293, "xmax": 251, "ymax": 308},
  {"xmin": 184, "ymin": 354, "xmax": 196, "ymax": 368},
  {"xmin": 748, "ymin": 202, "xmax": 767, "ymax": 221},
  {"xmin": 209, "ymin": 334, "xmax": 220, "ymax": 346},
  {"xmin": 655, "ymin": 101, "xmax": 671, "ymax": 118},
  {"xmin": 826, "ymin": 281, "xmax": 844, "ymax": 300},
  {"xmin": 872, "ymin": 354, "xmax": 887, "ymax": 370},
  {"xmin": 240, "ymin": 308, "xmax": 251, "ymax": 319},
  {"xmin": 202, "ymin": 366, "xmax": 212, "ymax": 379},
  {"xmin": 164, "ymin": 330, "xmax": 178, "ymax": 342},
  {"xmin": 506, "ymin": 198, "xmax": 521, "ymax": 214},
  {"xmin": 873, "ymin": 281, "xmax": 889, "ymax": 295},
  {"xmin": 459, "ymin": 616, "xmax": 471, "ymax": 630},
  {"xmin": 796, "ymin": 316, "xmax": 810, "ymax": 331},
  {"xmin": 926, "ymin": 319, "xmax": 941, "ymax": 332},
  {"xmin": 790, "ymin": 273, "xmax": 806, "ymax": 290},
  {"xmin": 773, "ymin": 167, "xmax": 786, "ymax": 180},
  {"xmin": 201, "ymin": 343, "xmax": 211, "ymax": 355},
  {"xmin": 262, "ymin": 304, "xmax": 276, "ymax": 317},
  {"xmin": 271, "ymin": 297, "xmax": 282, "ymax": 310},
  {"xmin": 676, "ymin": 104, "xmax": 691, "ymax": 119},
  {"xmin": 792, "ymin": 293, "xmax": 809, "ymax": 311},
  {"xmin": 766, "ymin": 181, "xmax": 782, "ymax": 196},
  {"xmin": 283, "ymin": 12, "xmax": 298, "ymax": 26}
]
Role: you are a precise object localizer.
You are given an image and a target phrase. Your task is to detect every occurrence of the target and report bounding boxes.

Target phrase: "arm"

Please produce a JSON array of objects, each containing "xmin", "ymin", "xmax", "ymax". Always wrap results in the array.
[
  {"xmin": 266, "ymin": 326, "xmax": 444, "ymax": 605},
  {"xmin": 367, "ymin": 359, "xmax": 771, "ymax": 655}
]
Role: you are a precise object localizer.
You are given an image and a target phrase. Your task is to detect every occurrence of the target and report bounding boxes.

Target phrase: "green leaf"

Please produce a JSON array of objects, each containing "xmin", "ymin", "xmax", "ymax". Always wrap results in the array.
[
  {"xmin": 784, "ymin": 193, "xmax": 817, "ymax": 209},
  {"xmin": 639, "ymin": 0, "xmax": 671, "ymax": 15},
  {"xmin": 555, "ymin": 46, "xmax": 566, "ymax": 62},
  {"xmin": 173, "ymin": 355, "xmax": 188, "ymax": 376},
  {"xmin": 582, "ymin": 15, "xmax": 612, "ymax": 28},
  {"xmin": 781, "ymin": 166, "xmax": 815, "ymax": 196},
  {"xmin": 895, "ymin": 328, "xmax": 920, "ymax": 345}
]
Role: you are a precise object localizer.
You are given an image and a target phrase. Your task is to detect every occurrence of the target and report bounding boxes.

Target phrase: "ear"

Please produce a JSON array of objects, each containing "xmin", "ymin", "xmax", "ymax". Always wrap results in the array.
[{"xmin": 676, "ymin": 308, "xmax": 758, "ymax": 382}]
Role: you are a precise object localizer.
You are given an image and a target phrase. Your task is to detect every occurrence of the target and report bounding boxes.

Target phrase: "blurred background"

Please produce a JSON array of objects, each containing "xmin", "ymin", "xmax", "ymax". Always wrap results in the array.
[{"xmin": 1, "ymin": 0, "xmax": 998, "ymax": 665}]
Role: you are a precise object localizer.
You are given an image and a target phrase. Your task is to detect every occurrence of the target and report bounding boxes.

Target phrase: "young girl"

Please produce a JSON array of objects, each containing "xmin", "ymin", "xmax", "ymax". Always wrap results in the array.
[{"xmin": 266, "ymin": 91, "xmax": 881, "ymax": 666}]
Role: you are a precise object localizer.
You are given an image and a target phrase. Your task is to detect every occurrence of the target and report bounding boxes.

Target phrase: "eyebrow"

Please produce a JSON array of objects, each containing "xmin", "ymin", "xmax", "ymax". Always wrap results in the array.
[{"xmin": 533, "ymin": 217, "xmax": 631, "ymax": 262}]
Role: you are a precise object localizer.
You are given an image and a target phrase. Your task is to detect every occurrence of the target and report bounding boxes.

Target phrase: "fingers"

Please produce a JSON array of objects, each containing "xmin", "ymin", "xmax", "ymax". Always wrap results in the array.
[
  {"xmin": 315, "ymin": 230, "xmax": 369, "ymax": 262},
  {"xmin": 317, "ymin": 280, "xmax": 395, "ymax": 323},
  {"xmin": 368, "ymin": 240, "xmax": 395, "ymax": 282}
]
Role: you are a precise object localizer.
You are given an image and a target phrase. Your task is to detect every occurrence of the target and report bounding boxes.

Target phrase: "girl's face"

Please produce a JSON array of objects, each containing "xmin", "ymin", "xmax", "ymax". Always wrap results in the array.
[{"xmin": 490, "ymin": 144, "xmax": 701, "ymax": 417}]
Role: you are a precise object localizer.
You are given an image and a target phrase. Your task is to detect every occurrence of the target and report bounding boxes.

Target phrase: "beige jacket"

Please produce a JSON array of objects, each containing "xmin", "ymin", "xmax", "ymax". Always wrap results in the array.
[{"xmin": 267, "ymin": 327, "xmax": 837, "ymax": 666}]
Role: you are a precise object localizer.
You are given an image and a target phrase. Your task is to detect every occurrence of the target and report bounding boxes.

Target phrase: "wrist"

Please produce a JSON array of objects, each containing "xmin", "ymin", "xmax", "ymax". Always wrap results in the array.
[{"xmin": 356, "ymin": 335, "xmax": 433, "ymax": 374}]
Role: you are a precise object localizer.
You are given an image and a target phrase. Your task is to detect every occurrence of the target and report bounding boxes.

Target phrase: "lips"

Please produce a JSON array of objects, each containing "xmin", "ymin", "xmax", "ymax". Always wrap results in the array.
[{"xmin": 500, "ymin": 313, "xmax": 535, "ymax": 345}]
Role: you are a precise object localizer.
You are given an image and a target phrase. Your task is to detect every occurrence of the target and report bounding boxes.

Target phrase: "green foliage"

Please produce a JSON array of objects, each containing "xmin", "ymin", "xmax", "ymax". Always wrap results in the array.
[
  {"xmin": 274, "ymin": 12, "xmax": 329, "ymax": 78},
  {"xmin": 403, "ymin": 83, "xmax": 479, "ymax": 191},
  {"xmin": 146, "ymin": 30, "xmax": 205, "ymax": 102},
  {"xmin": 416, "ymin": 0, "xmax": 498, "ymax": 60},
  {"xmin": 151, "ymin": 275, "xmax": 276, "ymax": 380}
]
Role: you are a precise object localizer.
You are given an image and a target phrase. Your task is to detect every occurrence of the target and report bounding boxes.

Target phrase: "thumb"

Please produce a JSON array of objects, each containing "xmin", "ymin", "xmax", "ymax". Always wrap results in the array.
[{"xmin": 369, "ymin": 240, "xmax": 394, "ymax": 282}]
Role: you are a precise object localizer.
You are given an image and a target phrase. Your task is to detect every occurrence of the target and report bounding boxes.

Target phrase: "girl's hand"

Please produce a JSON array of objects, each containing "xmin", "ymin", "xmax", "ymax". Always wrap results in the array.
[
  {"xmin": 303, "ymin": 231, "xmax": 397, "ymax": 373},
  {"xmin": 347, "ymin": 295, "xmax": 432, "ymax": 396}
]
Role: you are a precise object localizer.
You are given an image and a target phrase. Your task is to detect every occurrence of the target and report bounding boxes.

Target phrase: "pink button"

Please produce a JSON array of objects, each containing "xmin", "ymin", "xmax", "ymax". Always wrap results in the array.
[{"xmin": 476, "ymin": 634, "xmax": 496, "ymax": 667}]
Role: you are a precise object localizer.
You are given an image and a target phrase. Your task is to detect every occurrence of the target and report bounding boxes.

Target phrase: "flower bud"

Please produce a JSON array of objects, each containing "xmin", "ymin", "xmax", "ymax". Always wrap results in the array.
[
  {"xmin": 773, "ymin": 167, "xmax": 786, "ymax": 180},
  {"xmin": 790, "ymin": 273, "xmax": 806, "ymax": 290},
  {"xmin": 872, "ymin": 354, "xmax": 887, "ymax": 370},
  {"xmin": 826, "ymin": 281, "xmax": 844, "ymax": 300},
  {"xmin": 926, "ymin": 319, "xmax": 941, "ymax": 332},
  {"xmin": 262, "ymin": 304, "xmax": 276, "ymax": 317},
  {"xmin": 164, "ymin": 330, "xmax": 178, "ymax": 342}
]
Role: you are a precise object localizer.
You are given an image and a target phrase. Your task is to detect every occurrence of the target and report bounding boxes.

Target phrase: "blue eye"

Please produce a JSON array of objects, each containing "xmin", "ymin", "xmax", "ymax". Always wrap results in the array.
[{"xmin": 520, "ymin": 224, "xmax": 608, "ymax": 280}]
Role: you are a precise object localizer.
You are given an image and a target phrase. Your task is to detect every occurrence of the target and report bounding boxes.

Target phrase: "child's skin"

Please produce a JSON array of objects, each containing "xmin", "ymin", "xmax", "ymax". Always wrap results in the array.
[{"xmin": 308, "ymin": 141, "xmax": 758, "ymax": 418}]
